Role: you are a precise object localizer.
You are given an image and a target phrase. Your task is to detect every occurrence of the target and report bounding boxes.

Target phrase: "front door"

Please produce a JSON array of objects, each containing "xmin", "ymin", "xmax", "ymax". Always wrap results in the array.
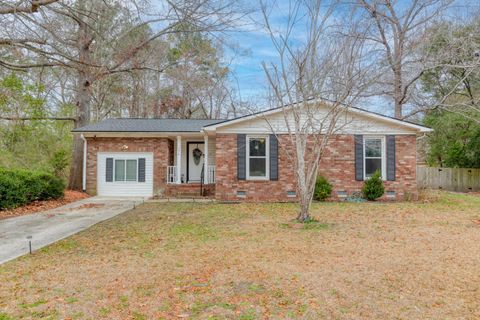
[{"xmin": 187, "ymin": 142, "xmax": 205, "ymax": 183}]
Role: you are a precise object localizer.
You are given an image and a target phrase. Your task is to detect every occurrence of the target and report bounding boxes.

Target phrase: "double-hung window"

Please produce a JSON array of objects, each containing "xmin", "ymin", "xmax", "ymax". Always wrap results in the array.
[
  {"xmin": 246, "ymin": 136, "xmax": 269, "ymax": 180},
  {"xmin": 114, "ymin": 159, "xmax": 138, "ymax": 182},
  {"xmin": 364, "ymin": 136, "xmax": 385, "ymax": 179}
]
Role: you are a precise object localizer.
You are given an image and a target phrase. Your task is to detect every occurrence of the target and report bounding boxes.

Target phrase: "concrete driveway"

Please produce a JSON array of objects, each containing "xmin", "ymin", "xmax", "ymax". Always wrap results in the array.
[{"xmin": 0, "ymin": 197, "xmax": 145, "ymax": 264}]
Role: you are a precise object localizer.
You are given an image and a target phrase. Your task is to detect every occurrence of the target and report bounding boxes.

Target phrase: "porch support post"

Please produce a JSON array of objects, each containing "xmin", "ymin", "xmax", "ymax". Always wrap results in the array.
[
  {"xmin": 204, "ymin": 135, "xmax": 209, "ymax": 184},
  {"xmin": 176, "ymin": 135, "xmax": 182, "ymax": 184}
]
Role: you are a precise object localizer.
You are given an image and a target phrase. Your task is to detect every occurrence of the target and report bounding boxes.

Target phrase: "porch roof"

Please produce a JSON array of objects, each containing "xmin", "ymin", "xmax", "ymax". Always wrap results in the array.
[{"xmin": 72, "ymin": 118, "xmax": 224, "ymax": 133}]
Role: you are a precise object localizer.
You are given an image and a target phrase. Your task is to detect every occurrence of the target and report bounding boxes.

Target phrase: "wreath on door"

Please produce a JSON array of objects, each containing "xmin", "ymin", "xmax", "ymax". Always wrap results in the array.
[{"xmin": 192, "ymin": 145, "xmax": 203, "ymax": 165}]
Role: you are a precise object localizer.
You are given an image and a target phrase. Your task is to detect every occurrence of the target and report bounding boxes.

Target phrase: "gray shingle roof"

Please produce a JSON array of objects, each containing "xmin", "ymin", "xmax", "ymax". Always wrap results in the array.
[{"xmin": 72, "ymin": 118, "xmax": 224, "ymax": 133}]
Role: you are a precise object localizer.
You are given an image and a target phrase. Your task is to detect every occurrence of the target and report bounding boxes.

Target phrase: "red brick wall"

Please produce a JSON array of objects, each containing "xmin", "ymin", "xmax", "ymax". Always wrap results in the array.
[
  {"xmin": 215, "ymin": 134, "xmax": 417, "ymax": 201},
  {"xmin": 85, "ymin": 134, "xmax": 417, "ymax": 201},
  {"xmin": 215, "ymin": 134, "xmax": 296, "ymax": 201},
  {"xmin": 85, "ymin": 137, "xmax": 173, "ymax": 196}
]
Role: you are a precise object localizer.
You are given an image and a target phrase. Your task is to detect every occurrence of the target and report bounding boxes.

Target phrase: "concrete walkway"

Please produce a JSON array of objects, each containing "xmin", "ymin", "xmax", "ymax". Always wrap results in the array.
[{"xmin": 0, "ymin": 197, "xmax": 145, "ymax": 264}]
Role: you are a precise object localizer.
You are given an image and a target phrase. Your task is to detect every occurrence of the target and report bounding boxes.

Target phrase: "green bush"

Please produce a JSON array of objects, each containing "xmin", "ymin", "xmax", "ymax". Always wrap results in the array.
[
  {"xmin": 362, "ymin": 170, "xmax": 385, "ymax": 201},
  {"xmin": 313, "ymin": 176, "xmax": 333, "ymax": 201},
  {"xmin": 49, "ymin": 150, "xmax": 69, "ymax": 178},
  {"xmin": 36, "ymin": 172, "xmax": 65, "ymax": 200},
  {"xmin": 0, "ymin": 169, "xmax": 29, "ymax": 209},
  {"xmin": 0, "ymin": 168, "xmax": 65, "ymax": 209}
]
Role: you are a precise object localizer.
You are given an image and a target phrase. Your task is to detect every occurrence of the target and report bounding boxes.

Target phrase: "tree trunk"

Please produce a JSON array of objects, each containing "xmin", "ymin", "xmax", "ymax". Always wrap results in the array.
[
  {"xmin": 295, "ymin": 142, "xmax": 312, "ymax": 222},
  {"xmin": 297, "ymin": 193, "xmax": 312, "ymax": 222},
  {"xmin": 68, "ymin": 16, "xmax": 92, "ymax": 190},
  {"xmin": 68, "ymin": 73, "xmax": 91, "ymax": 190},
  {"xmin": 393, "ymin": 46, "xmax": 403, "ymax": 119}
]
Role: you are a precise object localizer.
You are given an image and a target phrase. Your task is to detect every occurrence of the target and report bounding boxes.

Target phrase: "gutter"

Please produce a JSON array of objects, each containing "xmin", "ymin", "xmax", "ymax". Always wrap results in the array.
[{"xmin": 80, "ymin": 134, "xmax": 87, "ymax": 192}]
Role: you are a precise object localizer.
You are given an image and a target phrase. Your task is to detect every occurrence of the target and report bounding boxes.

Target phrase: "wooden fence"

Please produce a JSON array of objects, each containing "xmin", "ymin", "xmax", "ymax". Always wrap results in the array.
[{"xmin": 417, "ymin": 166, "xmax": 480, "ymax": 192}]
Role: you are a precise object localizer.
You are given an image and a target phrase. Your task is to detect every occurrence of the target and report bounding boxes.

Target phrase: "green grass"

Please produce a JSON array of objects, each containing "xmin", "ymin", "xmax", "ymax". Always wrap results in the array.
[
  {"xmin": 98, "ymin": 307, "xmax": 110, "ymax": 317},
  {"xmin": 65, "ymin": 297, "xmax": 78, "ymax": 304},
  {"xmin": 238, "ymin": 308, "xmax": 257, "ymax": 320},
  {"xmin": 0, "ymin": 313, "xmax": 16, "ymax": 320},
  {"xmin": 169, "ymin": 221, "xmax": 218, "ymax": 242},
  {"xmin": 132, "ymin": 311, "xmax": 146, "ymax": 320},
  {"xmin": 302, "ymin": 220, "xmax": 331, "ymax": 230},
  {"xmin": 19, "ymin": 299, "xmax": 47, "ymax": 309}
]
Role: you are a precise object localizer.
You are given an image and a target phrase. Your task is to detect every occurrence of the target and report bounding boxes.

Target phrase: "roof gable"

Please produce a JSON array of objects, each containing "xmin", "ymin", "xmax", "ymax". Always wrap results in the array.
[{"xmin": 204, "ymin": 103, "xmax": 432, "ymax": 133}]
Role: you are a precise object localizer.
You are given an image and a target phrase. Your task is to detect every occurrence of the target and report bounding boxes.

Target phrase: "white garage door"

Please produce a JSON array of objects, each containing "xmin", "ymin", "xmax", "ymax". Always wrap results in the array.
[{"xmin": 97, "ymin": 152, "xmax": 153, "ymax": 197}]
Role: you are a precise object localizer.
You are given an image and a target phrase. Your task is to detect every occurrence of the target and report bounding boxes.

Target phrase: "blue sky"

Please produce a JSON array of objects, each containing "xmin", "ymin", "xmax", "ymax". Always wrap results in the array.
[
  {"xmin": 225, "ymin": 0, "xmax": 299, "ymax": 105},
  {"xmin": 224, "ymin": 0, "xmax": 480, "ymax": 115}
]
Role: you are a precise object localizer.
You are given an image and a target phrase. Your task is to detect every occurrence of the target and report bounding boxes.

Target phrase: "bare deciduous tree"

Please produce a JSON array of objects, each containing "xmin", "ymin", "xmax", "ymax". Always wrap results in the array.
[
  {"xmin": 411, "ymin": 17, "xmax": 480, "ymax": 123},
  {"xmin": 356, "ymin": 0, "xmax": 453, "ymax": 119},
  {"xmin": 0, "ymin": 0, "xmax": 58, "ymax": 15},
  {"xmin": 0, "ymin": 0, "xmax": 243, "ymax": 190},
  {"xmin": 260, "ymin": 0, "xmax": 370, "ymax": 221}
]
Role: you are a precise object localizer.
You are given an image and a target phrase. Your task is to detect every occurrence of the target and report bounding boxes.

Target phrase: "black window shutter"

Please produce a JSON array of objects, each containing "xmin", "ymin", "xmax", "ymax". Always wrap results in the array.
[
  {"xmin": 354, "ymin": 135, "xmax": 364, "ymax": 181},
  {"xmin": 269, "ymin": 134, "xmax": 278, "ymax": 180},
  {"xmin": 138, "ymin": 158, "xmax": 146, "ymax": 182},
  {"xmin": 106, "ymin": 158, "xmax": 113, "ymax": 182},
  {"xmin": 386, "ymin": 135, "xmax": 396, "ymax": 181},
  {"xmin": 237, "ymin": 134, "xmax": 246, "ymax": 180}
]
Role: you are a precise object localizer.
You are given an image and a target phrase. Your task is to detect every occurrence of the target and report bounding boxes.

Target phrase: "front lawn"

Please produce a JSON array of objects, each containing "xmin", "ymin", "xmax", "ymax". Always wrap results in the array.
[{"xmin": 1, "ymin": 191, "xmax": 479, "ymax": 319}]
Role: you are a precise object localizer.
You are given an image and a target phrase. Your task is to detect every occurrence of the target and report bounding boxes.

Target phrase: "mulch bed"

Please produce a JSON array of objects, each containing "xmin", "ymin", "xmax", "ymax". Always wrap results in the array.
[{"xmin": 0, "ymin": 190, "xmax": 90, "ymax": 220}]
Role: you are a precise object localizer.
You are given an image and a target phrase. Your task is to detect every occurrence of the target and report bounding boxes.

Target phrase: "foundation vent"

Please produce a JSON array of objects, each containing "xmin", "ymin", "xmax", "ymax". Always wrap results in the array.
[{"xmin": 236, "ymin": 191, "xmax": 246, "ymax": 198}]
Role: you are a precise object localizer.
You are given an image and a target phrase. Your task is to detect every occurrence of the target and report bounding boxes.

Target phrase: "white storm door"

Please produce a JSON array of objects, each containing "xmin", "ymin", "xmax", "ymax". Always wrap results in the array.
[{"xmin": 187, "ymin": 142, "xmax": 205, "ymax": 183}]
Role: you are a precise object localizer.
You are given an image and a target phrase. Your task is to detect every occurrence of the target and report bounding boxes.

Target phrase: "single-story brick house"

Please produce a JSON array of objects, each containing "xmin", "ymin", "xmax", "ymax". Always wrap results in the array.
[{"xmin": 73, "ymin": 103, "xmax": 432, "ymax": 201}]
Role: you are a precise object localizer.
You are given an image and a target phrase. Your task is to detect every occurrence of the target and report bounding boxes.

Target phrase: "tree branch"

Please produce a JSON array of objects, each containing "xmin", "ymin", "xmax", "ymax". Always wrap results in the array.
[{"xmin": 0, "ymin": 0, "xmax": 58, "ymax": 15}]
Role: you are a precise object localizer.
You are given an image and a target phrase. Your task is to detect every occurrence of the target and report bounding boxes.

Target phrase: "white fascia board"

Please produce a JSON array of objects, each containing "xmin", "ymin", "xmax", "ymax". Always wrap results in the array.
[
  {"xmin": 344, "ymin": 107, "xmax": 433, "ymax": 133},
  {"xmin": 202, "ymin": 100, "xmax": 433, "ymax": 133}
]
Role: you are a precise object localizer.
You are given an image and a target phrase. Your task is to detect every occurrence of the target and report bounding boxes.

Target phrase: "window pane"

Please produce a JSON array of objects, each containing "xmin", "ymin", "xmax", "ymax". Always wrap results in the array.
[
  {"xmin": 126, "ymin": 160, "xmax": 137, "ymax": 181},
  {"xmin": 365, "ymin": 158, "xmax": 381, "ymax": 177},
  {"xmin": 365, "ymin": 139, "xmax": 382, "ymax": 157},
  {"xmin": 249, "ymin": 158, "xmax": 266, "ymax": 177},
  {"xmin": 249, "ymin": 138, "xmax": 266, "ymax": 156},
  {"xmin": 115, "ymin": 160, "xmax": 125, "ymax": 181}
]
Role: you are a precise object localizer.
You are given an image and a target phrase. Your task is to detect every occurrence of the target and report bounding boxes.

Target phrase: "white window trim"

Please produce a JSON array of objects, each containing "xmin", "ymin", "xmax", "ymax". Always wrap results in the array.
[
  {"xmin": 363, "ymin": 136, "xmax": 386, "ymax": 181},
  {"xmin": 246, "ymin": 135, "xmax": 270, "ymax": 181},
  {"xmin": 113, "ymin": 158, "xmax": 138, "ymax": 183}
]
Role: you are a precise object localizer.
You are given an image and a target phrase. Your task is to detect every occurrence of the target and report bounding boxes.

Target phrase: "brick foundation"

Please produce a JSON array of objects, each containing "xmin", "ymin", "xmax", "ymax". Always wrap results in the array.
[{"xmin": 215, "ymin": 134, "xmax": 417, "ymax": 201}]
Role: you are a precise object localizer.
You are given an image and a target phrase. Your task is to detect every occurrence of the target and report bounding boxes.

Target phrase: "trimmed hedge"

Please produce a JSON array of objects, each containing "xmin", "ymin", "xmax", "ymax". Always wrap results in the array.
[
  {"xmin": 313, "ymin": 176, "xmax": 333, "ymax": 201},
  {"xmin": 362, "ymin": 170, "xmax": 385, "ymax": 201},
  {"xmin": 0, "ymin": 168, "xmax": 65, "ymax": 210}
]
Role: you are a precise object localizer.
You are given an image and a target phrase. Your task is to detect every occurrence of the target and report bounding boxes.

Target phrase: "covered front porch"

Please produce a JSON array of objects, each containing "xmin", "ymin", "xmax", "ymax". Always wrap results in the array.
[{"xmin": 165, "ymin": 134, "xmax": 216, "ymax": 186}]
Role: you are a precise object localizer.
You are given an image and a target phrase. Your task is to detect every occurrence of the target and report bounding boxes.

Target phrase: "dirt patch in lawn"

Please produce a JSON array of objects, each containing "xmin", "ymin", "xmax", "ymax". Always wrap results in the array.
[
  {"xmin": 0, "ymin": 191, "xmax": 479, "ymax": 319},
  {"xmin": 0, "ymin": 190, "xmax": 90, "ymax": 220}
]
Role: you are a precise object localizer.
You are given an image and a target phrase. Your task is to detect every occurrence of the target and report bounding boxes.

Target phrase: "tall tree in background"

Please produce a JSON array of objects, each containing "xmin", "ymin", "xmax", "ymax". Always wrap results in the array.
[
  {"xmin": 163, "ymin": 26, "xmax": 230, "ymax": 119},
  {"xmin": 419, "ymin": 17, "xmax": 480, "ymax": 168},
  {"xmin": 357, "ymin": 0, "xmax": 453, "ymax": 118},
  {"xmin": 0, "ymin": 73, "xmax": 72, "ymax": 174},
  {"xmin": 260, "ymin": 0, "xmax": 370, "ymax": 221},
  {"xmin": 0, "ymin": 0, "xmax": 241, "ymax": 190},
  {"xmin": 418, "ymin": 17, "xmax": 480, "ymax": 122},
  {"xmin": 424, "ymin": 110, "xmax": 480, "ymax": 167}
]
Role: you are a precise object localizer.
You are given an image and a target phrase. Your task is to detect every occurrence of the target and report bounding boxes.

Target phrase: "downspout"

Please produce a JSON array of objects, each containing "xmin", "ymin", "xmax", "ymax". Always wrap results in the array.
[{"xmin": 80, "ymin": 134, "xmax": 87, "ymax": 192}]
